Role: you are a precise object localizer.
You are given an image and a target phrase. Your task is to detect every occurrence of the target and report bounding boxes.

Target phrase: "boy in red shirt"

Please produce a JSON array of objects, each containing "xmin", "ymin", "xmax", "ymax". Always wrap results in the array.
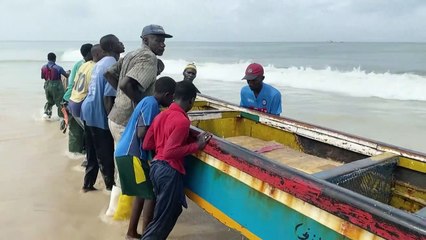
[{"xmin": 141, "ymin": 81, "xmax": 211, "ymax": 240}]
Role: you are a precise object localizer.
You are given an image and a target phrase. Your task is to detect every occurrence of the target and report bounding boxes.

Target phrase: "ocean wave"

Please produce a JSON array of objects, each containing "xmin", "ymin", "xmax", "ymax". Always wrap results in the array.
[
  {"xmin": 162, "ymin": 59, "xmax": 426, "ymax": 102},
  {"xmin": 2, "ymin": 48, "xmax": 425, "ymax": 102},
  {"xmin": 60, "ymin": 49, "xmax": 81, "ymax": 62}
]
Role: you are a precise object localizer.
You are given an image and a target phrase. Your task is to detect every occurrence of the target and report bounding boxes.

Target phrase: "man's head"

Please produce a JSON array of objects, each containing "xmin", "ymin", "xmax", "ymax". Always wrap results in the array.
[
  {"xmin": 141, "ymin": 24, "xmax": 172, "ymax": 56},
  {"xmin": 47, "ymin": 52, "xmax": 56, "ymax": 62},
  {"xmin": 157, "ymin": 59, "xmax": 165, "ymax": 76},
  {"xmin": 80, "ymin": 43, "xmax": 93, "ymax": 61},
  {"xmin": 91, "ymin": 44, "xmax": 105, "ymax": 63},
  {"xmin": 174, "ymin": 81, "xmax": 198, "ymax": 112},
  {"xmin": 100, "ymin": 34, "xmax": 125, "ymax": 55},
  {"xmin": 154, "ymin": 76, "xmax": 176, "ymax": 107},
  {"xmin": 183, "ymin": 63, "xmax": 197, "ymax": 82},
  {"xmin": 242, "ymin": 63, "xmax": 265, "ymax": 93}
]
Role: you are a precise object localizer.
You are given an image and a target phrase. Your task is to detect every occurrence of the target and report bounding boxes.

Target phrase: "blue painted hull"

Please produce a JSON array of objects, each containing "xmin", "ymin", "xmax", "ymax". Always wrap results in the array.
[{"xmin": 184, "ymin": 156, "xmax": 349, "ymax": 240}]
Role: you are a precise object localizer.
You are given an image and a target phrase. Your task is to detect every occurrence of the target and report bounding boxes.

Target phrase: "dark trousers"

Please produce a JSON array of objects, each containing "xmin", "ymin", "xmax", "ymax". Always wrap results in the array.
[
  {"xmin": 142, "ymin": 161, "xmax": 185, "ymax": 240},
  {"xmin": 83, "ymin": 124, "xmax": 115, "ymax": 189}
]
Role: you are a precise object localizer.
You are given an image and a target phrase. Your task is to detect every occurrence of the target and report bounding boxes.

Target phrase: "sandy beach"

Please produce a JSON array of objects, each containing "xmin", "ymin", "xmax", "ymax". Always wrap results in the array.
[{"xmin": 0, "ymin": 85, "xmax": 241, "ymax": 239}]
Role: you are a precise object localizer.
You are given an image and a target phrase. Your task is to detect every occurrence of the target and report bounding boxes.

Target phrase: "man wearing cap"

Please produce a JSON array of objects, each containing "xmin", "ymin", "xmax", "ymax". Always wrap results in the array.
[
  {"xmin": 106, "ymin": 24, "xmax": 173, "ymax": 143},
  {"xmin": 103, "ymin": 24, "xmax": 172, "ymax": 221},
  {"xmin": 182, "ymin": 63, "xmax": 200, "ymax": 93},
  {"xmin": 240, "ymin": 63, "xmax": 282, "ymax": 115}
]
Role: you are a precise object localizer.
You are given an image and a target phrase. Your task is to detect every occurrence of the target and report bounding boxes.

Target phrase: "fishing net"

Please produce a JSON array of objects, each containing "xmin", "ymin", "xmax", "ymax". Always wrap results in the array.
[{"xmin": 326, "ymin": 160, "xmax": 397, "ymax": 204}]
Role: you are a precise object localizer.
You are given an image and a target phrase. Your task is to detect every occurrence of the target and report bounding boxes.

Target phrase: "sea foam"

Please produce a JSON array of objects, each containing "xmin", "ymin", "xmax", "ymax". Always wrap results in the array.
[
  {"xmin": 10, "ymin": 48, "xmax": 425, "ymax": 102},
  {"xmin": 162, "ymin": 59, "xmax": 426, "ymax": 102}
]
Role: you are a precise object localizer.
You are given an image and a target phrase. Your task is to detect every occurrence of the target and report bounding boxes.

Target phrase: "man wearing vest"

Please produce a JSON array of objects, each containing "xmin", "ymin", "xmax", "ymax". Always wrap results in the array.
[{"xmin": 41, "ymin": 52, "xmax": 69, "ymax": 119}]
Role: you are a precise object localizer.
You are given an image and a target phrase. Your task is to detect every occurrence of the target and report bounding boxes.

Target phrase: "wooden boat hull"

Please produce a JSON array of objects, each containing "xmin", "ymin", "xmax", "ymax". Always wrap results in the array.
[
  {"xmin": 185, "ymin": 155, "xmax": 356, "ymax": 240},
  {"xmin": 183, "ymin": 95, "xmax": 426, "ymax": 240}
]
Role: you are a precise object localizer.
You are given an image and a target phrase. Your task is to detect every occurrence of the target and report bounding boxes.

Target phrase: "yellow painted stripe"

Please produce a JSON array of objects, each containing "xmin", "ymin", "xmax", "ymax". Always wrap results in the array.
[
  {"xmin": 398, "ymin": 157, "xmax": 426, "ymax": 173},
  {"xmin": 185, "ymin": 189, "xmax": 261, "ymax": 240},
  {"xmin": 193, "ymin": 100, "xmax": 209, "ymax": 107}
]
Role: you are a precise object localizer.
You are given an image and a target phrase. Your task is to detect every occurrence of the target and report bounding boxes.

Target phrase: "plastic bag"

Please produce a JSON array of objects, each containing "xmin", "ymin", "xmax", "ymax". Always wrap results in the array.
[{"xmin": 113, "ymin": 194, "xmax": 134, "ymax": 221}]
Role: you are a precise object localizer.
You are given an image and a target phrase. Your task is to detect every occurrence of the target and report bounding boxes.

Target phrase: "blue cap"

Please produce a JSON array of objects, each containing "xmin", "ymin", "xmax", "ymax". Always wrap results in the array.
[{"xmin": 141, "ymin": 24, "xmax": 173, "ymax": 38}]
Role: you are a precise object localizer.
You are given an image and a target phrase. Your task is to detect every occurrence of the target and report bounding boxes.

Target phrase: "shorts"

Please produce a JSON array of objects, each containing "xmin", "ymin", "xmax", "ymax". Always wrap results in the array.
[{"xmin": 115, "ymin": 155, "xmax": 154, "ymax": 199}]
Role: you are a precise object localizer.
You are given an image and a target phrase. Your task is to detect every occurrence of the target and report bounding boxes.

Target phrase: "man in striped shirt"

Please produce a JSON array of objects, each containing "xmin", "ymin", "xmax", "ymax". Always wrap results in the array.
[{"xmin": 106, "ymin": 24, "xmax": 173, "ymax": 143}]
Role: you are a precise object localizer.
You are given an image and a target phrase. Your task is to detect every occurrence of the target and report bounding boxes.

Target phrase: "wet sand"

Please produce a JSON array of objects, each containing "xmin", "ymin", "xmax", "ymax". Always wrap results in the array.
[{"xmin": 0, "ymin": 90, "xmax": 241, "ymax": 239}]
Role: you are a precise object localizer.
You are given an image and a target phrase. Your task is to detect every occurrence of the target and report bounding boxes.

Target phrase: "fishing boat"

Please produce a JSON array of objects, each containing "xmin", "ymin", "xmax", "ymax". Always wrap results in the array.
[{"xmin": 183, "ymin": 95, "xmax": 426, "ymax": 240}]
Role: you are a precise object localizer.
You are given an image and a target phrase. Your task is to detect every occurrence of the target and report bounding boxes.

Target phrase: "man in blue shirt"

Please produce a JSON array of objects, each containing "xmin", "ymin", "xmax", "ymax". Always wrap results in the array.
[
  {"xmin": 80, "ymin": 34, "xmax": 125, "ymax": 192},
  {"xmin": 240, "ymin": 63, "xmax": 282, "ymax": 115},
  {"xmin": 115, "ymin": 77, "xmax": 176, "ymax": 239}
]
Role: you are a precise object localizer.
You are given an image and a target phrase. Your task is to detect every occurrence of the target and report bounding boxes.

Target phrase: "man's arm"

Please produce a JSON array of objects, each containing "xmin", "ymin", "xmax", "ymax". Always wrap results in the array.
[
  {"xmin": 119, "ymin": 76, "xmax": 144, "ymax": 103},
  {"xmin": 137, "ymin": 126, "xmax": 148, "ymax": 139},
  {"xmin": 104, "ymin": 96, "xmax": 115, "ymax": 115},
  {"xmin": 162, "ymin": 121, "xmax": 199, "ymax": 159},
  {"xmin": 270, "ymin": 91, "xmax": 282, "ymax": 115},
  {"xmin": 240, "ymin": 88, "xmax": 246, "ymax": 107},
  {"xmin": 103, "ymin": 81, "xmax": 116, "ymax": 115},
  {"xmin": 104, "ymin": 71, "xmax": 119, "ymax": 90},
  {"xmin": 120, "ymin": 54, "xmax": 157, "ymax": 103},
  {"xmin": 104, "ymin": 59, "xmax": 122, "ymax": 90},
  {"xmin": 60, "ymin": 67, "xmax": 70, "ymax": 78},
  {"xmin": 67, "ymin": 62, "xmax": 80, "ymax": 85},
  {"xmin": 142, "ymin": 127, "xmax": 155, "ymax": 150},
  {"xmin": 137, "ymin": 101, "xmax": 158, "ymax": 139}
]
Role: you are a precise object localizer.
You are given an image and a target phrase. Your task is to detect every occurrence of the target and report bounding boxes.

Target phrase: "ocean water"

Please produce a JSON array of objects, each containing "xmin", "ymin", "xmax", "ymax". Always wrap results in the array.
[{"xmin": 1, "ymin": 41, "xmax": 426, "ymax": 153}]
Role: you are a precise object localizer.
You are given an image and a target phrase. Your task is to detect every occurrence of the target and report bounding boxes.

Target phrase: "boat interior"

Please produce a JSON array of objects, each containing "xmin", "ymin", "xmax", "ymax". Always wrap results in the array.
[{"xmin": 189, "ymin": 100, "xmax": 426, "ymax": 216}]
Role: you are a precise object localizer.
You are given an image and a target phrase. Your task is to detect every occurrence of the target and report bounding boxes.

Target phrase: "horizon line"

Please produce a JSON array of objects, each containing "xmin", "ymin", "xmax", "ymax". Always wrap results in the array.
[{"xmin": 1, "ymin": 40, "xmax": 426, "ymax": 44}]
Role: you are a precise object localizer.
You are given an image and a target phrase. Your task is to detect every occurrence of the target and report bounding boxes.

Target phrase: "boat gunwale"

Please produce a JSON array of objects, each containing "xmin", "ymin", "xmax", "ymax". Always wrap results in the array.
[{"xmin": 196, "ymin": 94, "xmax": 426, "ymax": 163}]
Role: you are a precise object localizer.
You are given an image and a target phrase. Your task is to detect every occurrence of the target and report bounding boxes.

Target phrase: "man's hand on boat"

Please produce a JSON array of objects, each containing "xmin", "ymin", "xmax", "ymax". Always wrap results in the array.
[{"xmin": 196, "ymin": 132, "xmax": 212, "ymax": 150}]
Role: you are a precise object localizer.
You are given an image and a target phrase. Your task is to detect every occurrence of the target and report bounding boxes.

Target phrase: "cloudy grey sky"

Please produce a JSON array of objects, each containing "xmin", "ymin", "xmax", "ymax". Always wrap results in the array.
[{"xmin": 2, "ymin": 0, "xmax": 426, "ymax": 42}]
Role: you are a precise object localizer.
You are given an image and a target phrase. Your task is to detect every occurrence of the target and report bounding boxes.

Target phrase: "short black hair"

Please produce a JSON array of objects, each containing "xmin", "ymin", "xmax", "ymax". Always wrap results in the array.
[
  {"xmin": 47, "ymin": 52, "xmax": 56, "ymax": 61},
  {"xmin": 174, "ymin": 81, "xmax": 197, "ymax": 101},
  {"xmin": 155, "ymin": 76, "xmax": 176, "ymax": 94},
  {"xmin": 100, "ymin": 34, "xmax": 117, "ymax": 52},
  {"xmin": 91, "ymin": 44, "xmax": 101, "ymax": 54},
  {"xmin": 80, "ymin": 43, "xmax": 93, "ymax": 57}
]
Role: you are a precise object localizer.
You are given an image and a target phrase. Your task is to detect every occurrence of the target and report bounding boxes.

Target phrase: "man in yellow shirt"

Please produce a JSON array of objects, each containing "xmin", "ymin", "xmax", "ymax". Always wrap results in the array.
[{"xmin": 67, "ymin": 44, "xmax": 105, "ymax": 160}]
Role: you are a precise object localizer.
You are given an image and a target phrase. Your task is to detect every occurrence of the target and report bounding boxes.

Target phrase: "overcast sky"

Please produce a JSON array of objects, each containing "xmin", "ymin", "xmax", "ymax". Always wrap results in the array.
[{"xmin": 2, "ymin": 0, "xmax": 426, "ymax": 42}]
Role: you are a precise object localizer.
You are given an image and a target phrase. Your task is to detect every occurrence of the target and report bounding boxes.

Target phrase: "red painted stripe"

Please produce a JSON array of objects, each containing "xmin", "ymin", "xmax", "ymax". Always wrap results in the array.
[{"xmin": 202, "ymin": 140, "xmax": 424, "ymax": 240}]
